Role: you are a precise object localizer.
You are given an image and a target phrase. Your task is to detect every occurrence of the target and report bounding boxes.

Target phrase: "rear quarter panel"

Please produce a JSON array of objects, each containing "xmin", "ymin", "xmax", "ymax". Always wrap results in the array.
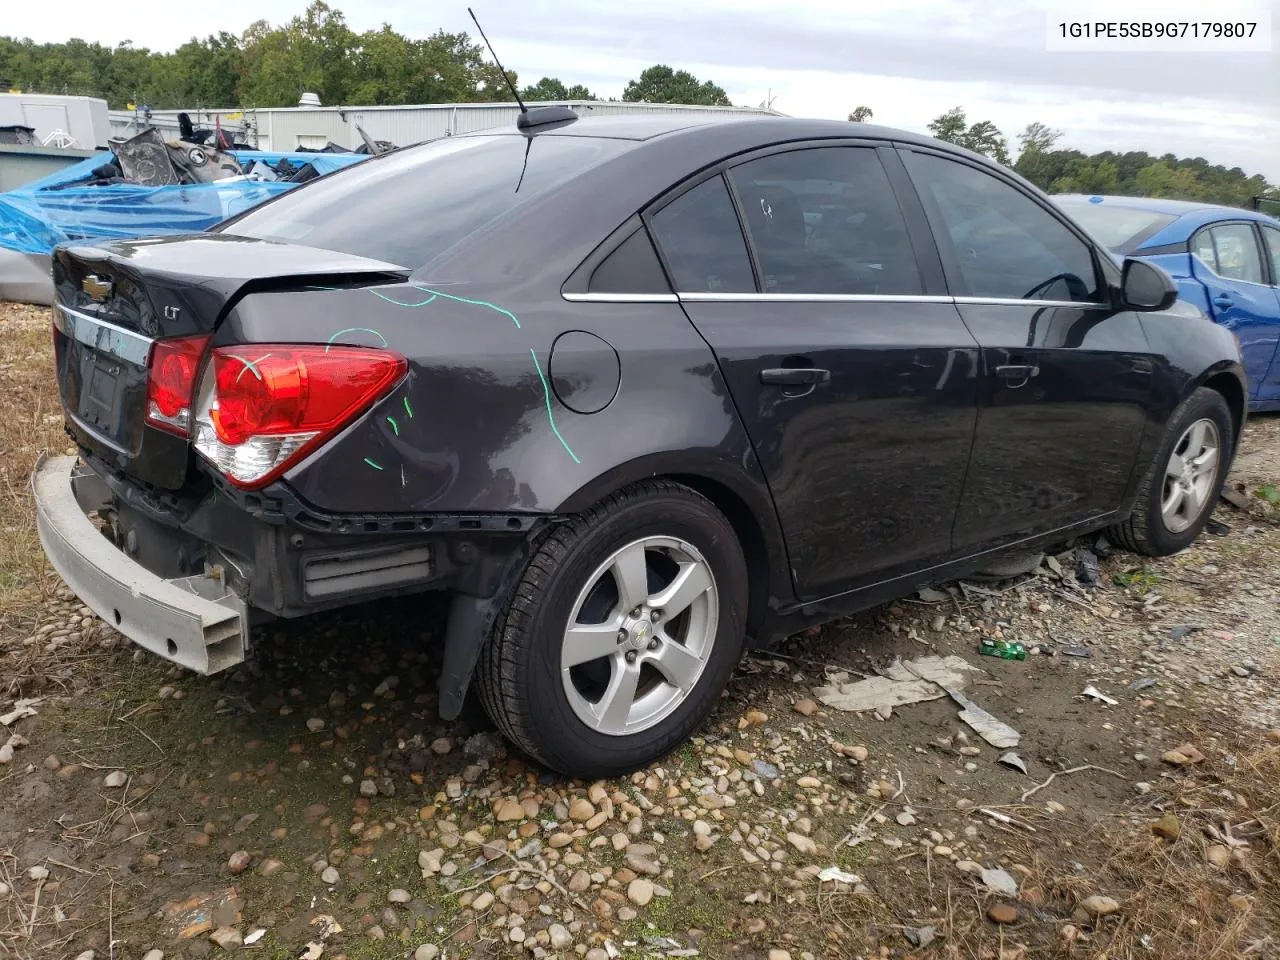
[{"xmin": 221, "ymin": 288, "xmax": 768, "ymax": 518}]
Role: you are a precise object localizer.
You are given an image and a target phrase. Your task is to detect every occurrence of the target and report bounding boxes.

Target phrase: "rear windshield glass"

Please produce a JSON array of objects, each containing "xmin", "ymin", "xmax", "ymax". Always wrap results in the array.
[
  {"xmin": 1052, "ymin": 199, "xmax": 1178, "ymax": 254},
  {"xmin": 222, "ymin": 134, "xmax": 630, "ymax": 267}
]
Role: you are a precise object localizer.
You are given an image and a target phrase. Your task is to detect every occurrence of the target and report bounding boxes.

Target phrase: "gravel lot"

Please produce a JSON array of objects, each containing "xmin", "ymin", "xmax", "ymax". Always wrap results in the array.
[{"xmin": 2, "ymin": 301, "xmax": 1279, "ymax": 960}]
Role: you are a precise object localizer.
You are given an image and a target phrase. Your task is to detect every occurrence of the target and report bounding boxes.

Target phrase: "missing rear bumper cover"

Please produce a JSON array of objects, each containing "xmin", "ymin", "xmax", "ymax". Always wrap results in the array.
[
  {"xmin": 33, "ymin": 455, "xmax": 249, "ymax": 674},
  {"xmin": 303, "ymin": 545, "xmax": 432, "ymax": 598}
]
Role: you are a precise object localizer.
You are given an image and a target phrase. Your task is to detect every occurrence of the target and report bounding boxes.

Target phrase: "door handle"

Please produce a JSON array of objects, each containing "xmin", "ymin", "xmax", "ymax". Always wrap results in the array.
[
  {"xmin": 759, "ymin": 367, "xmax": 831, "ymax": 386},
  {"xmin": 994, "ymin": 364, "xmax": 1040, "ymax": 381},
  {"xmin": 1213, "ymin": 294, "xmax": 1234, "ymax": 309}
]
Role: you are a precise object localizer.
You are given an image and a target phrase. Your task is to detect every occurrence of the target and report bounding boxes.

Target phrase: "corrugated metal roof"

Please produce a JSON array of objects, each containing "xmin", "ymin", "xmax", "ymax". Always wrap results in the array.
[{"xmin": 108, "ymin": 100, "xmax": 783, "ymax": 152}]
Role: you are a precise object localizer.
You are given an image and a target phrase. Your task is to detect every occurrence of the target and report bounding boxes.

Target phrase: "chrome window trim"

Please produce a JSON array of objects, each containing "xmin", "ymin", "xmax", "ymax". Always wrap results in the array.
[
  {"xmin": 55, "ymin": 304, "xmax": 154, "ymax": 366},
  {"xmin": 679, "ymin": 292, "xmax": 954, "ymax": 304},
  {"xmin": 952, "ymin": 296, "xmax": 1106, "ymax": 308},
  {"xmin": 561, "ymin": 292, "xmax": 679, "ymax": 303},
  {"xmin": 563, "ymin": 291, "xmax": 1107, "ymax": 307}
]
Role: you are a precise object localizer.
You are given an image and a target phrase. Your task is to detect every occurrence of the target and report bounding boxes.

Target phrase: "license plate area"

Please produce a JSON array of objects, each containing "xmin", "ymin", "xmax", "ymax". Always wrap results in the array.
[
  {"xmin": 79, "ymin": 353, "xmax": 127, "ymax": 436},
  {"xmin": 54, "ymin": 310, "xmax": 153, "ymax": 456}
]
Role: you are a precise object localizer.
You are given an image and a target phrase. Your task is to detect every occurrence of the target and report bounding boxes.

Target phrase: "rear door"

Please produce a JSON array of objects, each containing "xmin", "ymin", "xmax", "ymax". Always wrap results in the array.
[
  {"xmin": 647, "ymin": 143, "xmax": 980, "ymax": 600},
  {"xmin": 898, "ymin": 147, "xmax": 1155, "ymax": 551},
  {"xmin": 1192, "ymin": 221, "xmax": 1280, "ymax": 402}
]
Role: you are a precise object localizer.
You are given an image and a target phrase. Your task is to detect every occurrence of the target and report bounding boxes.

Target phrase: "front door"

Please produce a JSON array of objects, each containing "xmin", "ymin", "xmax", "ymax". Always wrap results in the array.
[
  {"xmin": 646, "ymin": 145, "xmax": 980, "ymax": 600},
  {"xmin": 899, "ymin": 148, "xmax": 1154, "ymax": 551}
]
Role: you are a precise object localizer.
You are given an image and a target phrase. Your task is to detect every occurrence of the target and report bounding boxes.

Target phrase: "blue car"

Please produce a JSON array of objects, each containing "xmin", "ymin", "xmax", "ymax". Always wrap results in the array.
[{"xmin": 1055, "ymin": 194, "xmax": 1280, "ymax": 410}]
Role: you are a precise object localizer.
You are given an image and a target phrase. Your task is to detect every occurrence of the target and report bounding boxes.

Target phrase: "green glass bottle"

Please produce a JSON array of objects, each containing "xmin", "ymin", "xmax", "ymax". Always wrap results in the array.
[{"xmin": 978, "ymin": 637, "xmax": 1027, "ymax": 661}]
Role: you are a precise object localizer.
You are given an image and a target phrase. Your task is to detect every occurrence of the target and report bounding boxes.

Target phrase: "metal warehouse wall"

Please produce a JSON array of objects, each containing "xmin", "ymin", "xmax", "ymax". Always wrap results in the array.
[{"xmin": 107, "ymin": 101, "xmax": 780, "ymax": 152}]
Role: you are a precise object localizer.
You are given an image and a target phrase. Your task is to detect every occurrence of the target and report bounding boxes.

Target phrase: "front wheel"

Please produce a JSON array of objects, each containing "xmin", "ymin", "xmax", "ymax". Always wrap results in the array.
[
  {"xmin": 1108, "ymin": 387, "xmax": 1233, "ymax": 556},
  {"xmin": 475, "ymin": 481, "xmax": 749, "ymax": 778}
]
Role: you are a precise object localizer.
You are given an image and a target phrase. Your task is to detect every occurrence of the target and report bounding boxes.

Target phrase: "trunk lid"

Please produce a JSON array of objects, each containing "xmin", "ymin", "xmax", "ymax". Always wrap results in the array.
[{"xmin": 52, "ymin": 234, "xmax": 406, "ymax": 489}]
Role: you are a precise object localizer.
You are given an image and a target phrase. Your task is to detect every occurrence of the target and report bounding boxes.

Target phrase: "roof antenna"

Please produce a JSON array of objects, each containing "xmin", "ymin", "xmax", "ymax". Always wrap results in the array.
[{"xmin": 467, "ymin": 8, "xmax": 526, "ymax": 115}]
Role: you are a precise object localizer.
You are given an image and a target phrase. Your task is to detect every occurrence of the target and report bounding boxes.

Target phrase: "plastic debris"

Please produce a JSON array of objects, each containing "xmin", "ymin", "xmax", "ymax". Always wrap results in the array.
[
  {"xmin": 1128, "ymin": 677, "xmax": 1157, "ymax": 691},
  {"xmin": 1075, "ymin": 547, "xmax": 1101, "ymax": 586},
  {"xmin": 945, "ymin": 687, "xmax": 1020, "ymax": 748},
  {"xmin": 817, "ymin": 866, "xmax": 861, "ymax": 884},
  {"xmin": 0, "ymin": 698, "xmax": 43, "ymax": 726},
  {"xmin": 916, "ymin": 586, "xmax": 951, "ymax": 603},
  {"xmin": 1081, "ymin": 686, "xmax": 1118, "ymax": 705},
  {"xmin": 998, "ymin": 751, "xmax": 1029, "ymax": 774},
  {"xmin": 244, "ymin": 930, "xmax": 267, "ymax": 946},
  {"xmin": 981, "ymin": 867, "xmax": 1019, "ymax": 896},
  {"xmin": 903, "ymin": 926, "xmax": 937, "ymax": 948},
  {"xmin": 1061, "ymin": 646, "xmax": 1093, "ymax": 658}
]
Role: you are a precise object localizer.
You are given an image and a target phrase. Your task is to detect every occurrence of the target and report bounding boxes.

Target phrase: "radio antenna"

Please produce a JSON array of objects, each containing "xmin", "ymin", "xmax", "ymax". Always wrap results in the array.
[{"xmin": 467, "ymin": 8, "xmax": 526, "ymax": 114}]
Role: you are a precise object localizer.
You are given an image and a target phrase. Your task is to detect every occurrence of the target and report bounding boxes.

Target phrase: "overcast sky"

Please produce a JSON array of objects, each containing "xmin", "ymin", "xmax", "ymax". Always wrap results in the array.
[{"xmin": 8, "ymin": 0, "xmax": 1279, "ymax": 180}]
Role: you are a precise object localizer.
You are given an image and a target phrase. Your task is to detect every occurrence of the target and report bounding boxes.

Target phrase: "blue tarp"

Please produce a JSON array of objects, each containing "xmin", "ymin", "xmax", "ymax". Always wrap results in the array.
[{"xmin": 0, "ymin": 150, "xmax": 367, "ymax": 255}]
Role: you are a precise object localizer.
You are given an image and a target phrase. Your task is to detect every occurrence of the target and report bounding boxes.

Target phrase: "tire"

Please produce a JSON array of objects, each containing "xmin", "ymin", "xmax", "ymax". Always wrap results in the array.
[
  {"xmin": 476, "ymin": 480, "xmax": 749, "ymax": 778},
  {"xmin": 1108, "ymin": 387, "xmax": 1233, "ymax": 557}
]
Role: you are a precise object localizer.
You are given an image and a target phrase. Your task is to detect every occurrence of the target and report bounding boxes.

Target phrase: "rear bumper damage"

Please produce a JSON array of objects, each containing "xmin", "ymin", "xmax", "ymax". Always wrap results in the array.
[{"xmin": 33, "ymin": 454, "xmax": 249, "ymax": 674}]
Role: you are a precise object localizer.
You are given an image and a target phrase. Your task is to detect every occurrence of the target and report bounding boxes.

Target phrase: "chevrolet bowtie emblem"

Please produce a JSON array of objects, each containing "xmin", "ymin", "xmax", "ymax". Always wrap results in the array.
[{"xmin": 82, "ymin": 275, "xmax": 112, "ymax": 301}]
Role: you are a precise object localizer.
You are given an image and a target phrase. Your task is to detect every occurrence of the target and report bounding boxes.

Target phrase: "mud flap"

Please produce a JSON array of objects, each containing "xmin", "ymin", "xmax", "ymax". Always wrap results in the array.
[{"xmin": 437, "ymin": 540, "xmax": 535, "ymax": 721}]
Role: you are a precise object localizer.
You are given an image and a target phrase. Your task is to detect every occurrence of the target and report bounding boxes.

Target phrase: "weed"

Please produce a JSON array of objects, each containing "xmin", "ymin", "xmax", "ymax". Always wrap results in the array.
[{"xmin": 1113, "ymin": 565, "xmax": 1162, "ymax": 591}]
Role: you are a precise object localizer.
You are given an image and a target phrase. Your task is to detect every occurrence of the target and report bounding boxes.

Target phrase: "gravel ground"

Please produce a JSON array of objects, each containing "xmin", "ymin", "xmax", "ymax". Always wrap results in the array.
[{"xmin": 2, "ymin": 301, "xmax": 1280, "ymax": 959}]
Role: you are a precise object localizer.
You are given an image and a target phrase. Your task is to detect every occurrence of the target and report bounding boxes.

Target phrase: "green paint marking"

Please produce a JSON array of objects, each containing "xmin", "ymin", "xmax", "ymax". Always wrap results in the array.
[
  {"xmin": 528, "ymin": 348, "xmax": 580, "ymax": 464},
  {"xmin": 326, "ymin": 327, "xmax": 388, "ymax": 353},
  {"xmin": 362, "ymin": 285, "xmax": 580, "ymax": 465},
  {"xmin": 407, "ymin": 284, "xmax": 521, "ymax": 329},
  {"xmin": 386, "ymin": 416, "xmax": 399, "ymax": 436},
  {"xmin": 370, "ymin": 288, "xmax": 437, "ymax": 307},
  {"xmin": 363, "ymin": 457, "xmax": 385, "ymax": 471}
]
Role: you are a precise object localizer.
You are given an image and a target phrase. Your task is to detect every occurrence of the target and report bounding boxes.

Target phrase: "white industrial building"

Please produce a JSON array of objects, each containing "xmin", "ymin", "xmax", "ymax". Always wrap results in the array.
[
  {"xmin": 107, "ymin": 100, "xmax": 781, "ymax": 152},
  {"xmin": 1, "ymin": 93, "xmax": 111, "ymax": 149}
]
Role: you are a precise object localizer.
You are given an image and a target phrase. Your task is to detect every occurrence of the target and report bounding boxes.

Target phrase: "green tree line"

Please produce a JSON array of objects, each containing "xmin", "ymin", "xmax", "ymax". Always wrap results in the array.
[
  {"xmin": 0, "ymin": 1, "xmax": 730, "ymax": 110},
  {"xmin": 915, "ymin": 107, "xmax": 1277, "ymax": 208}
]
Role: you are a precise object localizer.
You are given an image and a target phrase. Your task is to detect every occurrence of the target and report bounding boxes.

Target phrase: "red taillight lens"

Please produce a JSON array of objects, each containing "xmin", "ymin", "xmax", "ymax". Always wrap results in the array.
[
  {"xmin": 146, "ymin": 334, "xmax": 212, "ymax": 436},
  {"xmin": 193, "ymin": 345, "xmax": 407, "ymax": 489}
]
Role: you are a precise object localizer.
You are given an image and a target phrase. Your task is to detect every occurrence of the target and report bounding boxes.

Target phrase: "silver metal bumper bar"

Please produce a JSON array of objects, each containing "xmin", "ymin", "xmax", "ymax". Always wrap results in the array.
[{"xmin": 32, "ymin": 454, "xmax": 248, "ymax": 674}]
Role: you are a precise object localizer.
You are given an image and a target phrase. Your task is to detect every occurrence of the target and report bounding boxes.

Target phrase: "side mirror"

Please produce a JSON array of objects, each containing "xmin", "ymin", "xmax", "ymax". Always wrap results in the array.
[{"xmin": 1119, "ymin": 257, "xmax": 1178, "ymax": 312}]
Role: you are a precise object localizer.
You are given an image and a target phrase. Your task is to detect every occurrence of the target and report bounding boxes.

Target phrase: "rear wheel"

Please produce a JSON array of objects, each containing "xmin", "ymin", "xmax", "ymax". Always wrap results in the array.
[
  {"xmin": 1109, "ymin": 387, "xmax": 1232, "ymax": 556},
  {"xmin": 476, "ymin": 481, "xmax": 748, "ymax": 778}
]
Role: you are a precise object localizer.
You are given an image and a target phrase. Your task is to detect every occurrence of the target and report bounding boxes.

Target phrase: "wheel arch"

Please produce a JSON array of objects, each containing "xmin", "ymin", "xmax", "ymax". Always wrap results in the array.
[
  {"xmin": 1197, "ymin": 364, "xmax": 1247, "ymax": 446},
  {"xmin": 555, "ymin": 452, "xmax": 793, "ymax": 639}
]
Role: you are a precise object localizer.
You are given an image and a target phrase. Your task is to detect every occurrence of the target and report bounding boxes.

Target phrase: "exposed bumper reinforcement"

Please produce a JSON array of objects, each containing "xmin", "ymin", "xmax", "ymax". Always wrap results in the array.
[{"xmin": 33, "ymin": 454, "xmax": 248, "ymax": 674}]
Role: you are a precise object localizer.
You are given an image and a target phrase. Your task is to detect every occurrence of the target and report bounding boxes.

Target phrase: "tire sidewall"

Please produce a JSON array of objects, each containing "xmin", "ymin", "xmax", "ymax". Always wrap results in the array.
[
  {"xmin": 519, "ymin": 493, "xmax": 747, "ymax": 777},
  {"xmin": 1141, "ymin": 389, "xmax": 1233, "ymax": 554}
]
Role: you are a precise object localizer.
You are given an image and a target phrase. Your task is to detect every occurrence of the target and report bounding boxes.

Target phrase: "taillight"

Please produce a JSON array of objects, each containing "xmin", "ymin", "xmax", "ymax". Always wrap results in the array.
[
  {"xmin": 146, "ymin": 334, "xmax": 212, "ymax": 436},
  {"xmin": 192, "ymin": 345, "xmax": 407, "ymax": 489}
]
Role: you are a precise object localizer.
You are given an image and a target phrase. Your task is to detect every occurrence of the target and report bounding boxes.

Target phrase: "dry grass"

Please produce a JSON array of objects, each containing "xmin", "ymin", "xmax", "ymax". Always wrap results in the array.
[
  {"xmin": 0, "ymin": 302, "xmax": 64, "ymax": 630},
  {"xmin": 1013, "ymin": 736, "xmax": 1280, "ymax": 960}
]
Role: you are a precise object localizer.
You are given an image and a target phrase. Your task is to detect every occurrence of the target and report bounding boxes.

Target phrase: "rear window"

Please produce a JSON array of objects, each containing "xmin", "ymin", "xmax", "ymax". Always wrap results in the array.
[
  {"xmin": 222, "ymin": 134, "xmax": 630, "ymax": 268},
  {"xmin": 1053, "ymin": 199, "xmax": 1178, "ymax": 254}
]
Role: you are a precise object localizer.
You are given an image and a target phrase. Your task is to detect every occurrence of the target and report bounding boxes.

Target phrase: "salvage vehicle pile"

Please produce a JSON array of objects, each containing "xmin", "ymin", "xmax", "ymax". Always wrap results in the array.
[{"xmin": 0, "ymin": 122, "xmax": 376, "ymax": 303}]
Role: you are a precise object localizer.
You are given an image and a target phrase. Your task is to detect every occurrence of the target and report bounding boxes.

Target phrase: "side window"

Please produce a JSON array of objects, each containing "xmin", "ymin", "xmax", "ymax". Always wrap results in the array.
[
  {"xmin": 1208, "ymin": 223, "xmax": 1264, "ymax": 284},
  {"xmin": 648, "ymin": 175, "xmax": 755, "ymax": 293},
  {"xmin": 1191, "ymin": 228, "xmax": 1218, "ymax": 272},
  {"xmin": 903, "ymin": 151, "xmax": 1102, "ymax": 303},
  {"xmin": 726, "ymin": 147, "xmax": 922, "ymax": 295},
  {"xmin": 587, "ymin": 227, "xmax": 671, "ymax": 294},
  {"xmin": 1264, "ymin": 225, "xmax": 1280, "ymax": 285}
]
